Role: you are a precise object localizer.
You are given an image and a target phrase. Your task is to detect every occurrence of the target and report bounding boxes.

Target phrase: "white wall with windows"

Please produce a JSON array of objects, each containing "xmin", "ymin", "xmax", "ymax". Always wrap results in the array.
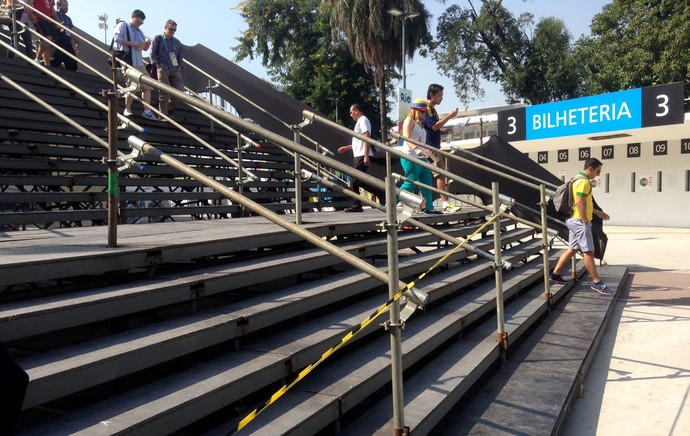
[
  {"xmin": 527, "ymin": 137, "xmax": 690, "ymax": 227},
  {"xmin": 444, "ymin": 118, "xmax": 690, "ymax": 228}
]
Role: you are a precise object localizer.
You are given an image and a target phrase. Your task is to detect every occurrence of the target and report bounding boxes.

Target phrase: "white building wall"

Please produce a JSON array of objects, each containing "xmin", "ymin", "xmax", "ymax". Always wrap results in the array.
[{"xmin": 529, "ymin": 139, "xmax": 690, "ymax": 227}]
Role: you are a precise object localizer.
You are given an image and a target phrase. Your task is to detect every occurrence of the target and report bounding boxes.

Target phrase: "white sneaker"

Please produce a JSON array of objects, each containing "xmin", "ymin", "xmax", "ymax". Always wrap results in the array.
[
  {"xmin": 123, "ymin": 109, "xmax": 133, "ymax": 117},
  {"xmin": 142, "ymin": 110, "xmax": 158, "ymax": 121}
]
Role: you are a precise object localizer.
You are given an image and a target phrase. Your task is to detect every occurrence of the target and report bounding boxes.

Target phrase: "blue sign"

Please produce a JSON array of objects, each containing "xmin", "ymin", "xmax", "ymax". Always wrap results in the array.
[
  {"xmin": 527, "ymin": 89, "xmax": 641, "ymax": 139},
  {"xmin": 498, "ymin": 83, "xmax": 684, "ymax": 141}
]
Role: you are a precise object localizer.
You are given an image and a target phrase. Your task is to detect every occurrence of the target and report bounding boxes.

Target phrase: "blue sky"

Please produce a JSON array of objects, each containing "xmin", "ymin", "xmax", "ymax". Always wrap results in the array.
[{"xmin": 67, "ymin": 0, "xmax": 610, "ymax": 113}]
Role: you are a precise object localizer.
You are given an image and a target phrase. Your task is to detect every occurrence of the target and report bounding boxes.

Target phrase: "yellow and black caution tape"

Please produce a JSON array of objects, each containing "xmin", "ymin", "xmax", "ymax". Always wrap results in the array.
[
  {"xmin": 232, "ymin": 284, "xmax": 410, "ymax": 434},
  {"xmin": 406, "ymin": 208, "xmax": 508, "ymax": 289},
  {"xmin": 232, "ymin": 207, "xmax": 509, "ymax": 434}
]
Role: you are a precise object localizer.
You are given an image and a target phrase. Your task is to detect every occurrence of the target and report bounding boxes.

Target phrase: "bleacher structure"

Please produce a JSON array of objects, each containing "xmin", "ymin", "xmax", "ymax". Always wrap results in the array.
[
  {"xmin": 0, "ymin": 21, "xmax": 628, "ymax": 436},
  {"xmin": 0, "ymin": 62, "xmax": 349, "ymax": 230}
]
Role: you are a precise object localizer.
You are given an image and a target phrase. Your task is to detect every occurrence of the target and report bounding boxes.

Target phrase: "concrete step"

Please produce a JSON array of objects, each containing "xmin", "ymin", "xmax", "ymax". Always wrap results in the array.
[
  {"xmin": 341, "ymin": 266, "xmax": 628, "ymax": 435},
  {"xmin": 18, "ymin": 233, "xmax": 538, "ymax": 410},
  {"xmin": 206, "ymin": 246, "xmax": 557, "ymax": 435},
  {"xmin": 446, "ymin": 265, "xmax": 629, "ymax": 436},
  {"xmin": 3, "ymin": 223, "xmax": 518, "ymax": 342},
  {"xmin": 16, "ymin": 241, "xmax": 543, "ymax": 434}
]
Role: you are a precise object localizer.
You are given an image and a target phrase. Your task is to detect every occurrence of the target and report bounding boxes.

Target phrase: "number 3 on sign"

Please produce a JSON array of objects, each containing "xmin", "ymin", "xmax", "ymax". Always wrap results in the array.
[
  {"xmin": 506, "ymin": 116, "xmax": 517, "ymax": 135},
  {"xmin": 656, "ymin": 94, "xmax": 669, "ymax": 117},
  {"xmin": 641, "ymin": 83, "xmax": 683, "ymax": 127}
]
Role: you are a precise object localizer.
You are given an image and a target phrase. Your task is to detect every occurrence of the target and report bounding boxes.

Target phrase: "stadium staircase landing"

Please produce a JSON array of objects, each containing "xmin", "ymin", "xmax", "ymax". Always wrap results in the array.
[{"xmin": 0, "ymin": 209, "xmax": 628, "ymax": 435}]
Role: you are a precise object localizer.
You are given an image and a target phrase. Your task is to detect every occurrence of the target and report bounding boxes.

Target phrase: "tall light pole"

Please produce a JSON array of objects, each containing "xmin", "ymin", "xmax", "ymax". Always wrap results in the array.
[
  {"xmin": 387, "ymin": 7, "xmax": 420, "ymax": 89},
  {"xmin": 98, "ymin": 13, "xmax": 109, "ymax": 45}
]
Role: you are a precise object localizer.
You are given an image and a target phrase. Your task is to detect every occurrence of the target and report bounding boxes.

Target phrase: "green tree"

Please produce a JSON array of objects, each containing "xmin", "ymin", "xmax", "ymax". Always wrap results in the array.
[
  {"xmin": 329, "ymin": 0, "xmax": 432, "ymax": 141},
  {"xmin": 577, "ymin": 0, "xmax": 690, "ymax": 96},
  {"xmin": 526, "ymin": 18, "xmax": 583, "ymax": 102},
  {"xmin": 434, "ymin": 0, "xmax": 582, "ymax": 105},
  {"xmin": 233, "ymin": 0, "xmax": 380, "ymax": 132}
]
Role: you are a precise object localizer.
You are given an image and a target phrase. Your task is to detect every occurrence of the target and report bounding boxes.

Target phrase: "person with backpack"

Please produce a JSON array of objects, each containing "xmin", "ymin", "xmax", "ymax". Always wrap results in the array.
[
  {"xmin": 550, "ymin": 158, "xmax": 612, "ymax": 294},
  {"xmin": 114, "ymin": 9, "xmax": 158, "ymax": 121}
]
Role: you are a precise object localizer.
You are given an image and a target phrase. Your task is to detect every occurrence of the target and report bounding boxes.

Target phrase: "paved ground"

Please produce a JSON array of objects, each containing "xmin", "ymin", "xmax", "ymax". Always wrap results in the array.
[{"xmin": 562, "ymin": 226, "xmax": 690, "ymax": 435}]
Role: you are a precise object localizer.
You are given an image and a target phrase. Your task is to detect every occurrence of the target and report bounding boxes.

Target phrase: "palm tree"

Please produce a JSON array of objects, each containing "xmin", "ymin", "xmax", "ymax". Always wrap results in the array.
[{"xmin": 330, "ymin": 0, "xmax": 432, "ymax": 143}]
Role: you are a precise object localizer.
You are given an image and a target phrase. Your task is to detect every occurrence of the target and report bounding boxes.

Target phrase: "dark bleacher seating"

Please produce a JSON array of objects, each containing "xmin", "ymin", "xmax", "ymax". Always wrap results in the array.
[{"xmin": 0, "ymin": 56, "xmax": 349, "ymax": 230}]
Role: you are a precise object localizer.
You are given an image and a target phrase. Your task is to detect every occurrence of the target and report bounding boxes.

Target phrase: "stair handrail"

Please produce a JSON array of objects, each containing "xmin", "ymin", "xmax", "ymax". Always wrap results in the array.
[
  {"xmin": 391, "ymin": 131, "xmax": 556, "ymax": 196},
  {"xmin": 126, "ymin": 135, "xmax": 428, "ymax": 310},
  {"xmin": 6, "ymin": 9, "xmax": 263, "ymax": 182},
  {"xmin": 123, "ymin": 68, "xmax": 518, "ymax": 267},
  {"xmin": 182, "ymin": 60, "xmax": 335, "ymax": 157},
  {"xmin": 301, "ymin": 109, "xmax": 558, "ymax": 302},
  {"xmin": 389, "ymin": 130, "xmax": 568, "ymax": 228},
  {"xmin": 392, "ymin": 173, "xmax": 557, "ymax": 236},
  {"xmin": 0, "ymin": 37, "xmax": 147, "ymax": 134},
  {"xmin": 302, "ymin": 110, "xmax": 516, "ymax": 208},
  {"xmin": 12, "ymin": 5, "xmax": 363, "ymax": 210},
  {"xmin": 450, "ymin": 145, "xmax": 560, "ymax": 192},
  {"xmin": 3, "ymin": 21, "xmax": 348, "ymax": 217}
]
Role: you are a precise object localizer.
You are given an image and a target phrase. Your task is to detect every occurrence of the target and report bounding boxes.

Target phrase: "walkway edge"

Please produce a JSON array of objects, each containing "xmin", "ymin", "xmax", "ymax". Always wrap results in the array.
[{"xmin": 454, "ymin": 265, "xmax": 629, "ymax": 435}]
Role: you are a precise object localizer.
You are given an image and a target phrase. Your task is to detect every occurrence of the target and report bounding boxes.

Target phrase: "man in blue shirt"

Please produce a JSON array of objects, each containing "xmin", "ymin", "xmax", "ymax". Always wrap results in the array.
[
  {"xmin": 51, "ymin": 0, "xmax": 79, "ymax": 71},
  {"xmin": 150, "ymin": 19, "xmax": 184, "ymax": 118},
  {"xmin": 422, "ymin": 84, "xmax": 458, "ymax": 210}
]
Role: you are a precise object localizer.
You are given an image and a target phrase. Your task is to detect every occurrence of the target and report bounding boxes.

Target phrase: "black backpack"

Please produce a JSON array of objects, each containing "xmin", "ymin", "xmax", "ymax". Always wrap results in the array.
[{"xmin": 550, "ymin": 175, "xmax": 588, "ymax": 216}]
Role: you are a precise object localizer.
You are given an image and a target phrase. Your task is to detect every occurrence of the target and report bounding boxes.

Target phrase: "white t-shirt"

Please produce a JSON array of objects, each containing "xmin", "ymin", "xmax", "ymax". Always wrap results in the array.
[{"xmin": 351, "ymin": 115, "xmax": 373, "ymax": 158}]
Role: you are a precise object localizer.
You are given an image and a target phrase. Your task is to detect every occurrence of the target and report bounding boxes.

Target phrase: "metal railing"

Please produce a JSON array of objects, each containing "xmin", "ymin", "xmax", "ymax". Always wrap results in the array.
[
  {"xmin": 6, "ymin": 5, "xmax": 361, "ymax": 221},
  {"xmin": 4, "ymin": 7, "xmax": 566, "ymax": 332},
  {"xmin": 2, "ymin": 14, "xmax": 575, "ymax": 429},
  {"xmin": 304, "ymin": 111, "xmax": 564, "ymax": 306}
]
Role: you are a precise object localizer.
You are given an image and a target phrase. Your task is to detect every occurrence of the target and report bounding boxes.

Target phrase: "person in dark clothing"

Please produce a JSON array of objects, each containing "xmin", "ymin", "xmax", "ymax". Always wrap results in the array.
[
  {"xmin": 150, "ymin": 19, "xmax": 185, "ymax": 117},
  {"xmin": 0, "ymin": 342, "xmax": 29, "ymax": 434},
  {"xmin": 51, "ymin": 0, "xmax": 79, "ymax": 71},
  {"xmin": 422, "ymin": 84, "xmax": 458, "ymax": 210}
]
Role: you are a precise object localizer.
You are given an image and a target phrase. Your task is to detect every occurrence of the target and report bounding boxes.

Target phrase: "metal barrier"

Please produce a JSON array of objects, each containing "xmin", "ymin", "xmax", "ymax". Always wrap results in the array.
[
  {"xmin": 304, "ymin": 110, "xmax": 565, "ymax": 306},
  {"xmin": 2, "ymin": 14, "xmax": 573, "ymax": 428}
]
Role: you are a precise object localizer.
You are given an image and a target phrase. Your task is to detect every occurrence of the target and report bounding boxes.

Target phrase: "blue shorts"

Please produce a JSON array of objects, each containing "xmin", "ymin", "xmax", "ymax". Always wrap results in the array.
[{"xmin": 566, "ymin": 217, "xmax": 594, "ymax": 253}]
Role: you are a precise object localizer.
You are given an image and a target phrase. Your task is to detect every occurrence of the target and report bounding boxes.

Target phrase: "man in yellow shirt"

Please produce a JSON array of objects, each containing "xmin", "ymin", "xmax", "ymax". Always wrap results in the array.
[{"xmin": 550, "ymin": 158, "xmax": 612, "ymax": 294}]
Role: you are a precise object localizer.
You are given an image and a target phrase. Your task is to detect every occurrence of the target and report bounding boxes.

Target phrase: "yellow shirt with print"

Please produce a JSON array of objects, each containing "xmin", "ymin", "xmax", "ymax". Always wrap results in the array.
[{"xmin": 571, "ymin": 173, "xmax": 593, "ymax": 221}]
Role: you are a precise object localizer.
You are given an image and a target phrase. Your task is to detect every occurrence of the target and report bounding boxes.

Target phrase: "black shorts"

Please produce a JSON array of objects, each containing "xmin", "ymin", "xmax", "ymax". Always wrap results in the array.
[{"xmin": 35, "ymin": 18, "xmax": 54, "ymax": 38}]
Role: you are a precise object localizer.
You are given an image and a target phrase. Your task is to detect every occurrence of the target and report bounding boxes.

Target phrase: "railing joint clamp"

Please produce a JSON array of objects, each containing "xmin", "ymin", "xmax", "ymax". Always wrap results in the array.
[{"xmin": 381, "ymin": 320, "xmax": 405, "ymax": 330}]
